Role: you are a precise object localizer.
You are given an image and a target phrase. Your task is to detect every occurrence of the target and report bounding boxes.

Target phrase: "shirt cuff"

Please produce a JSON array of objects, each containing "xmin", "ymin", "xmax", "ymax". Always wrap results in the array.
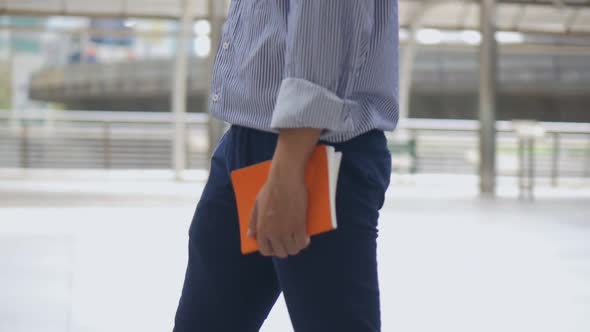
[{"xmin": 270, "ymin": 77, "xmax": 355, "ymax": 133}]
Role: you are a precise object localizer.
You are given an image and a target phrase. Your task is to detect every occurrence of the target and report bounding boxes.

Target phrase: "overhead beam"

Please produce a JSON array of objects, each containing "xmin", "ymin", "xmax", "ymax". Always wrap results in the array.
[
  {"xmin": 3, "ymin": 23, "xmax": 590, "ymax": 39},
  {"xmin": 402, "ymin": 0, "xmax": 590, "ymax": 8},
  {"xmin": 398, "ymin": 24, "xmax": 590, "ymax": 38},
  {"xmin": 416, "ymin": 43, "xmax": 590, "ymax": 56},
  {"xmin": 2, "ymin": 0, "xmax": 589, "ymax": 19},
  {"xmin": 0, "ymin": 9, "xmax": 208, "ymax": 20},
  {"xmin": 2, "ymin": 1, "xmax": 590, "ymax": 37}
]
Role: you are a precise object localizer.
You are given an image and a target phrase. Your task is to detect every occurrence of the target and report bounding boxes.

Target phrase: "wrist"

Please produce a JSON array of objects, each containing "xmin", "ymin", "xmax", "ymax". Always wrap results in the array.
[
  {"xmin": 270, "ymin": 154, "xmax": 307, "ymax": 181},
  {"xmin": 270, "ymin": 128, "xmax": 321, "ymax": 179}
]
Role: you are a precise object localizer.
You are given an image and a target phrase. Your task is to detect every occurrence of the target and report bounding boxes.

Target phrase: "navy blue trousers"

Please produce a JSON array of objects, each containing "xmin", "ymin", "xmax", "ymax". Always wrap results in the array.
[{"xmin": 173, "ymin": 126, "xmax": 391, "ymax": 332}]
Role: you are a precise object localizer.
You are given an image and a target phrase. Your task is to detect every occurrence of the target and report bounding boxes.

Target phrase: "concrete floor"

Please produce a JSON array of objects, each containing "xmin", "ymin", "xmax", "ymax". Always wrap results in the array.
[{"xmin": 0, "ymin": 170, "xmax": 589, "ymax": 332}]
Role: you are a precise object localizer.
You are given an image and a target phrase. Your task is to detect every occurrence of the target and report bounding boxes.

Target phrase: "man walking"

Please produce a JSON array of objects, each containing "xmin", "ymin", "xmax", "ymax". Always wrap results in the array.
[{"xmin": 174, "ymin": 1, "xmax": 399, "ymax": 331}]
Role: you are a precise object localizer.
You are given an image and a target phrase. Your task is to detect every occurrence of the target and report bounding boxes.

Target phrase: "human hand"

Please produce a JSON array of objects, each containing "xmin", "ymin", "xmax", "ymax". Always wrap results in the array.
[
  {"xmin": 247, "ymin": 128, "xmax": 321, "ymax": 257},
  {"xmin": 248, "ymin": 169, "xmax": 310, "ymax": 258}
]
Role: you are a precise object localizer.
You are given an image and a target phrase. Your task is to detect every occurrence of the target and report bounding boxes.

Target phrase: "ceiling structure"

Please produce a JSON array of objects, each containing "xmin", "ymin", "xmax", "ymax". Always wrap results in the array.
[
  {"xmin": 1, "ymin": 0, "xmax": 590, "ymax": 36},
  {"xmin": 400, "ymin": 0, "xmax": 590, "ymax": 35}
]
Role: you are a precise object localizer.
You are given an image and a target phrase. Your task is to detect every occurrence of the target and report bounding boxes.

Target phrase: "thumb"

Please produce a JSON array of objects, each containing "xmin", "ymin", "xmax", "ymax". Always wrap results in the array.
[{"xmin": 247, "ymin": 201, "xmax": 258, "ymax": 239}]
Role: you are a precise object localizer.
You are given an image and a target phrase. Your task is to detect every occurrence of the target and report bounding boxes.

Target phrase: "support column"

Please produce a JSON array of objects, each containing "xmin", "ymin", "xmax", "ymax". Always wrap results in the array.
[
  {"xmin": 398, "ymin": 1, "xmax": 435, "ymax": 126},
  {"xmin": 206, "ymin": 0, "xmax": 227, "ymax": 166},
  {"xmin": 6, "ymin": 18, "xmax": 18, "ymax": 131},
  {"xmin": 398, "ymin": 25, "xmax": 419, "ymax": 125},
  {"xmin": 172, "ymin": 0, "xmax": 195, "ymax": 180},
  {"xmin": 479, "ymin": 0, "xmax": 498, "ymax": 196},
  {"xmin": 396, "ymin": 0, "xmax": 437, "ymax": 175}
]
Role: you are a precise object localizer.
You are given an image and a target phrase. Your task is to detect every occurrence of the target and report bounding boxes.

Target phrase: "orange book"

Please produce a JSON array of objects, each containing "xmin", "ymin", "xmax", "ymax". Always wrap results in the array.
[{"xmin": 231, "ymin": 145, "xmax": 342, "ymax": 254}]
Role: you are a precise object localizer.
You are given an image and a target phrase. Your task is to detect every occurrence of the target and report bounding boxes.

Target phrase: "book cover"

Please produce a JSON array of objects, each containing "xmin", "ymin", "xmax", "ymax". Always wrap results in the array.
[{"xmin": 231, "ymin": 145, "xmax": 342, "ymax": 254}]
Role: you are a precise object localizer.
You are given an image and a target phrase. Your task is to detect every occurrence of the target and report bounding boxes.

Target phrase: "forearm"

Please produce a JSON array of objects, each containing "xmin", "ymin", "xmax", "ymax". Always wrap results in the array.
[
  {"xmin": 270, "ymin": 128, "xmax": 321, "ymax": 180},
  {"xmin": 269, "ymin": 2, "xmax": 371, "ymax": 175},
  {"xmin": 270, "ymin": 1, "xmax": 372, "ymax": 134}
]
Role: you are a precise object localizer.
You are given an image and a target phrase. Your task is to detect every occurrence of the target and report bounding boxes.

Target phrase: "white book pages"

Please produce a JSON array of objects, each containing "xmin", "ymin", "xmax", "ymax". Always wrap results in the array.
[{"xmin": 325, "ymin": 146, "xmax": 342, "ymax": 229}]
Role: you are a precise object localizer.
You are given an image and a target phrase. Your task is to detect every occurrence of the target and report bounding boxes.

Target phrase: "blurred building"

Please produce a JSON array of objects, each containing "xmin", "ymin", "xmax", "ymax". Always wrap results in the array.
[
  {"xmin": 7, "ymin": 0, "xmax": 586, "ymax": 123},
  {"xmin": 27, "ymin": 40, "xmax": 590, "ymax": 122}
]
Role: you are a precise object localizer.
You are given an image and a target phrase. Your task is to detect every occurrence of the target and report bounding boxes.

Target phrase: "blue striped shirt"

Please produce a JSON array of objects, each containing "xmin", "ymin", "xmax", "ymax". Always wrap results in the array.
[{"xmin": 210, "ymin": 0, "xmax": 399, "ymax": 142}]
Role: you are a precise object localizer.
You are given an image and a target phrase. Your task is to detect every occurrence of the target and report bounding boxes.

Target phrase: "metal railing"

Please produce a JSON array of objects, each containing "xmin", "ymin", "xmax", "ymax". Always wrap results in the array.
[
  {"xmin": 0, "ymin": 110, "xmax": 211, "ymax": 170},
  {"xmin": 387, "ymin": 119, "xmax": 590, "ymax": 185},
  {"xmin": 1, "ymin": 110, "xmax": 589, "ymax": 184}
]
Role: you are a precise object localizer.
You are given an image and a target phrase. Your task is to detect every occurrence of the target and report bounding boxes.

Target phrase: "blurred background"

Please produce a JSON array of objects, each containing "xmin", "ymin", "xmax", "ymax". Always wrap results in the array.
[{"xmin": 0, "ymin": 0, "xmax": 589, "ymax": 331}]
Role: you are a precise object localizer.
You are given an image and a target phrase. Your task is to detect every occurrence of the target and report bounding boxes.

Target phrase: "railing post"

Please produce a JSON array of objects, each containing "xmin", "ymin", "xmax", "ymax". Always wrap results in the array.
[
  {"xmin": 518, "ymin": 137, "xmax": 524, "ymax": 200},
  {"xmin": 20, "ymin": 121, "xmax": 29, "ymax": 168},
  {"xmin": 528, "ymin": 137, "xmax": 535, "ymax": 200},
  {"xmin": 410, "ymin": 129, "xmax": 418, "ymax": 174},
  {"xmin": 185, "ymin": 123, "xmax": 191, "ymax": 169},
  {"xmin": 551, "ymin": 133, "xmax": 560, "ymax": 187},
  {"xmin": 102, "ymin": 122, "xmax": 111, "ymax": 169}
]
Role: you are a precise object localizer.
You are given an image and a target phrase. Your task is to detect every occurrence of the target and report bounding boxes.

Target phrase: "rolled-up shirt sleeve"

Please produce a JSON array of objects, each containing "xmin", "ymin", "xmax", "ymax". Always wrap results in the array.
[{"xmin": 270, "ymin": 0, "xmax": 374, "ymax": 133}]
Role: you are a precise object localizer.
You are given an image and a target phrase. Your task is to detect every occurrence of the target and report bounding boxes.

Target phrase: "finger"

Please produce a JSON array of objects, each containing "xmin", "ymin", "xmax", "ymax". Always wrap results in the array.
[
  {"xmin": 247, "ymin": 202, "xmax": 259, "ymax": 239},
  {"xmin": 269, "ymin": 238, "xmax": 288, "ymax": 259},
  {"xmin": 258, "ymin": 236, "xmax": 274, "ymax": 257},
  {"xmin": 293, "ymin": 229, "xmax": 310, "ymax": 251},
  {"xmin": 285, "ymin": 233, "xmax": 301, "ymax": 256}
]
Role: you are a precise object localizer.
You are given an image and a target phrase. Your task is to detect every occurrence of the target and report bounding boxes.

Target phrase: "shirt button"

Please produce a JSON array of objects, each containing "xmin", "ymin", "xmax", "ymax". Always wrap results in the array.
[
  {"xmin": 212, "ymin": 94, "xmax": 219, "ymax": 102},
  {"xmin": 222, "ymin": 42, "xmax": 229, "ymax": 50}
]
